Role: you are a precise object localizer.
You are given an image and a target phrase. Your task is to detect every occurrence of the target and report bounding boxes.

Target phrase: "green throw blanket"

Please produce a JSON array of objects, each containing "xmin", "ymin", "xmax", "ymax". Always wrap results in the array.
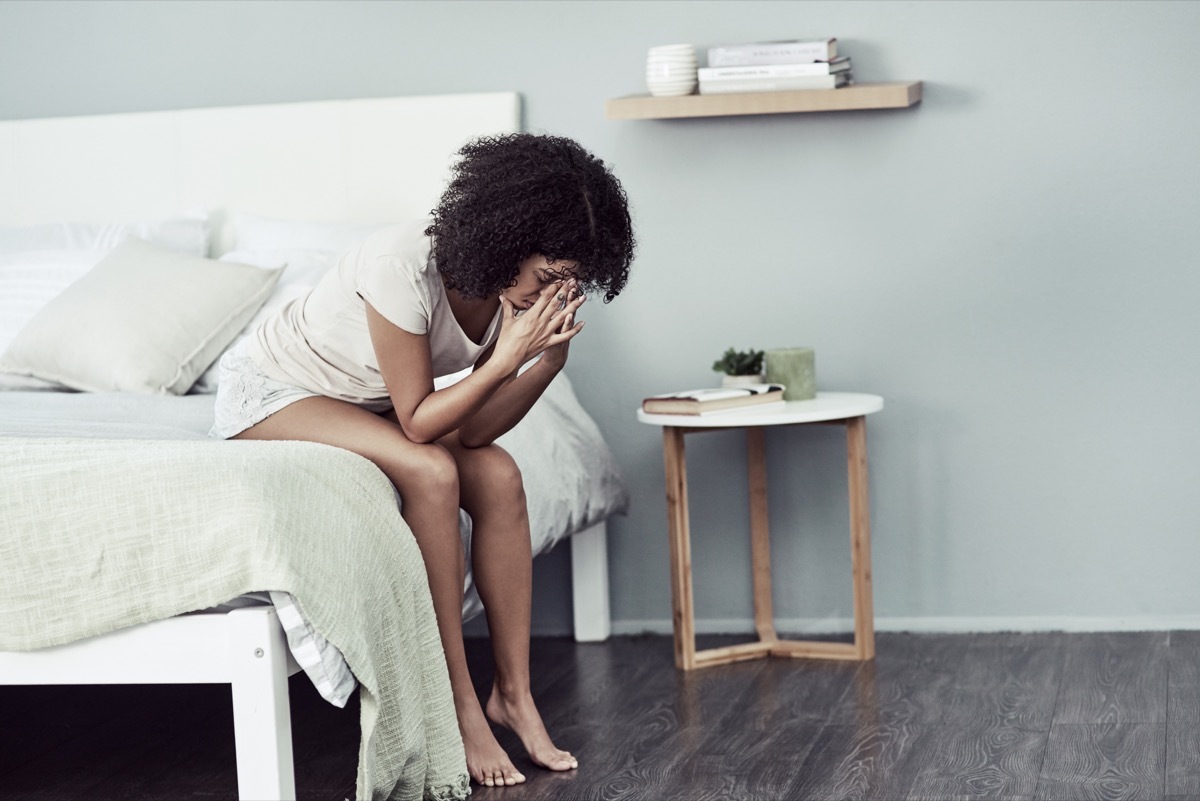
[{"xmin": 0, "ymin": 437, "xmax": 469, "ymax": 801}]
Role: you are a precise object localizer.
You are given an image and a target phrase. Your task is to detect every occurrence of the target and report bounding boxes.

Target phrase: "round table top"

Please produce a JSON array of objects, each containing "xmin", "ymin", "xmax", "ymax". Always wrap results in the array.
[{"xmin": 637, "ymin": 391, "xmax": 884, "ymax": 428}]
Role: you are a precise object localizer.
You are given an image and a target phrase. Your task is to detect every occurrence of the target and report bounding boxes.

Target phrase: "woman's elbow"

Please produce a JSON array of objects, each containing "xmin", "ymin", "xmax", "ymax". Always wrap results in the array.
[
  {"xmin": 458, "ymin": 430, "xmax": 496, "ymax": 449},
  {"xmin": 398, "ymin": 421, "xmax": 440, "ymax": 445}
]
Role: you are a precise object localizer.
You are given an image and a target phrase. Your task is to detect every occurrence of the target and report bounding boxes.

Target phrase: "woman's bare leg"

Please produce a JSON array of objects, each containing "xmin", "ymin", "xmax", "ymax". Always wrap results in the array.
[
  {"xmin": 235, "ymin": 398, "xmax": 523, "ymax": 787},
  {"xmin": 440, "ymin": 433, "xmax": 577, "ymax": 773}
]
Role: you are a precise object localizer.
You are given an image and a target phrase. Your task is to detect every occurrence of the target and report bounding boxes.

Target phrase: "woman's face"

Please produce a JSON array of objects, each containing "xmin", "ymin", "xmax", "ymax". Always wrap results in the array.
[{"xmin": 503, "ymin": 254, "xmax": 579, "ymax": 310}]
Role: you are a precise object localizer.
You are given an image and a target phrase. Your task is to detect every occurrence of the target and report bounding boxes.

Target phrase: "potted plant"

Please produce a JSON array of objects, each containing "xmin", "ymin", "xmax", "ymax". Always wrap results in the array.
[{"xmin": 712, "ymin": 347, "xmax": 765, "ymax": 387}]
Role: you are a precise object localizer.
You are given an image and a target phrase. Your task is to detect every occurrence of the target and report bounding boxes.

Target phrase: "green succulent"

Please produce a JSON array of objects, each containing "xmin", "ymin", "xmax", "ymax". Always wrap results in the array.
[{"xmin": 712, "ymin": 347, "xmax": 764, "ymax": 376}]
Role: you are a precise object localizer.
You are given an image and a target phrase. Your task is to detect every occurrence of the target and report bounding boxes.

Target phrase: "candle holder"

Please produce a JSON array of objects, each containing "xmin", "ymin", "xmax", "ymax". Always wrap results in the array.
[{"xmin": 765, "ymin": 347, "xmax": 816, "ymax": 401}]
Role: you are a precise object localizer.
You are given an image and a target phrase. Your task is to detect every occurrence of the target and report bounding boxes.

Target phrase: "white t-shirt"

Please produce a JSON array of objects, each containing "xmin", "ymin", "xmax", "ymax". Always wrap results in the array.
[{"xmin": 246, "ymin": 218, "xmax": 502, "ymax": 405}]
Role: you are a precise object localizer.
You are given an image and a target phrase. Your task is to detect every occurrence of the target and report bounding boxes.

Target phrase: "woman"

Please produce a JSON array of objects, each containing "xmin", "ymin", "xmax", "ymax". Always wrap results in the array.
[{"xmin": 210, "ymin": 132, "xmax": 635, "ymax": 788}]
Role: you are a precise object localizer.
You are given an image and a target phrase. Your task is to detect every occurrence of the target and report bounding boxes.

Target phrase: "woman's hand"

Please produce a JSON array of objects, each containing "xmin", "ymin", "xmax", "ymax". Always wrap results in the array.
[
  {"xmin": 540, "ymin": 280, "xmax": 585, "ymax": 371},
  {"xmin": 495, "ymin": 279, "xmax": 586, "ymax": 372}
]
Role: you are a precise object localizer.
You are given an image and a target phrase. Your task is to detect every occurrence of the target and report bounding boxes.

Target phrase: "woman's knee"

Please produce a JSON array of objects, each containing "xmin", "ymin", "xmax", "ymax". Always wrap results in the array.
[
  {"xmin": 383, "ymin": 442, "xmax": 460, "ymax": 503},
  {"xmin": 459, "ymin": 444, "xmax": 525, "ymax": 509}
]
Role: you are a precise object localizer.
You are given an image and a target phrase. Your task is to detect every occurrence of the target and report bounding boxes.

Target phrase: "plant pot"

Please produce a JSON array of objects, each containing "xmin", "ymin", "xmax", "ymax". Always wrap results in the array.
[{"xmin": 721, "ymin": 374, "xmax": 765, "ymax": 388}]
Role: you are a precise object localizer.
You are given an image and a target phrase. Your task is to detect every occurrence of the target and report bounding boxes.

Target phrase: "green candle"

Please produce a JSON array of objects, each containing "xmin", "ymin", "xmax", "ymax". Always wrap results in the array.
[{"xmin": 765, "ymin": 348, "xmax": 816, "ymax": 401}]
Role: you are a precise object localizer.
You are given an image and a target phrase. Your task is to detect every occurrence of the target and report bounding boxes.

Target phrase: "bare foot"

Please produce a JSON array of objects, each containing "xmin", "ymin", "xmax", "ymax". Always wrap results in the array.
[
  {"xmin": 458, "ymin": 702, "xmax": 526, "ymax": 787},
  {"xmin": 486, "ymin": 685, "xmax": 578, "ymax": 772}
]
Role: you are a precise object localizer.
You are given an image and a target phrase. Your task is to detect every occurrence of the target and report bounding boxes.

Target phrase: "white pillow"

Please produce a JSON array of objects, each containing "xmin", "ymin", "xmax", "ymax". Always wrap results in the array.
[
  {"xmin": 0, "ymin": 250, "xmax": 106, "ymax": 391},
  {"xmin": 232, "ymin": 211, "xmax": 385, "ymax": 254},
  {"xmin": 0, "ymin": 215, "xmax": 209, "ymax": 257},
  {"xmin": 188, "ymin": 248, "xmax": 339, "ymax": 394},
  {"xmin": 0, "ymin": 250, "xmax": 105, "ymax": 353},
  {"xmin": 0, "ymin": 238, "xmax": 280, "ymax": 395}
]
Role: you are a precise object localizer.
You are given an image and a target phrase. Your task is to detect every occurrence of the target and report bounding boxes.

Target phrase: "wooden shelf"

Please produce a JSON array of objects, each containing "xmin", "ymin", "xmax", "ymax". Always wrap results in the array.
[{"xmin": 605, "ymin": 81, "xmax": 922, "ymax": 120}]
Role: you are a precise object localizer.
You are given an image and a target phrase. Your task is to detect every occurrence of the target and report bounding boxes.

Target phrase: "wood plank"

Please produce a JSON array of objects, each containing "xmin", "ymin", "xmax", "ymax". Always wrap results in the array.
[
  {"xmin": 1054, "ymin": 632, "xmax": 1169, "ymax": 724},
  {"xmin": 12, "ymin": 632, "xmax": 1200, "ymax": 800},
  {"xmin": 691, "ymin": 721, "xmax": 826, "ymax": 800},
  {"xmin": 845, "ymin": 416, "xmax": 876, "ymax": 659},
  {"xmin": 662, "ymin": 426, "xmax": 697, "ymax": 670},
  {"xmin": 1167, "ymin": 632, "xmax": 1200, "ymax": 797},
  {"xmin": 829, "ymin": 633, "xmax": 974, "ymax": 726},
  {"xmin": 770, "ymin": 640, "xmax": 863, "ymax": 660},
  {"xmin": 940, "ymin": 632, "xmax": 1066, "ymax": 729},
  {"xmin": 1167, "ymin": 721, "xmax": 1200, "ymax": 798},
  {"xmin": 746, "ymin": 426, "xmax": 777, "ymax": 643},
  {"xmin": 907, "ymin": 721, "xmax": 1049, "ymax": 799},
  {"xmin": 1168, "ymin": 633, "xmax": 1200, "ymax": 724},
  {"xmin": 513, "ymin": 658, "xmax": 765, "ymax": 801},
  {"xmin": 605, "ymin": 81, "xmax": 923, "ymax": 119},
  {"xmin": 1034, "ymin": 723, "xmax": 1165, "ymax": 800},
  {"xmin": 788, "ymin": 720, "xmax": 936, "ymax": 800},
  {"xmin": 675, "ymin": 657, "xmax": 861, "ymax": 799},
  {"xmin": 692, "ymin": 640, "xmax": 773, "ymax": 667}
]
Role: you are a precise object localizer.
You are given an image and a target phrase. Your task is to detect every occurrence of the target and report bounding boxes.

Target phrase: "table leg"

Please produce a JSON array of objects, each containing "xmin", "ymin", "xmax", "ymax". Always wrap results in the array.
[
  {"xmin": 662, "ymin": 427, "xmax": 696, "ymax": 670},
  {"xmin": 846, "ymin": 416, "xmax": 876, "ymax": 659},
  {"xmin": 661, "ymin": 420, "xmax": 876, "ymax": 670},
  {"xmin": 746, "ymin": 428, "xmax": 778, "ymax": 644}
]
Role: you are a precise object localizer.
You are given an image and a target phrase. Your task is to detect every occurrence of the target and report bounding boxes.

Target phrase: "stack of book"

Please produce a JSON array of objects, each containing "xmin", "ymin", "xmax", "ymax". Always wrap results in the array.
[
  {"xmin": 699, "ymin": 38, "xmax": 850, "ymax": 94},
  {"xmin": 642, "ymin": 384, "xmax": 785, "ymax": 416}
]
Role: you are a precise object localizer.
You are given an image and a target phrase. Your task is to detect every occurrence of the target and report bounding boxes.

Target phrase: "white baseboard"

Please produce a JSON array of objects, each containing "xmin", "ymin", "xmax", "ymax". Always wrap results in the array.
[{"xmin": 611, "ymin": 614, "xmax": 1200, "ymax": 636}]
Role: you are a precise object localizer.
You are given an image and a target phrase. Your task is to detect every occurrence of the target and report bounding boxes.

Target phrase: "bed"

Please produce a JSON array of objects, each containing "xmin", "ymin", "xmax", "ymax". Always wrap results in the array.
[{"xmin": 0, "ymin": 93, "xmax": 626, "ymax": 801}]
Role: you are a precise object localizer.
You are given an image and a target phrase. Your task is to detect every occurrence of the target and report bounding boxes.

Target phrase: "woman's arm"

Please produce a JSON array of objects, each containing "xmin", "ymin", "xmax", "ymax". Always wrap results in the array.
[
  {"xmin": 367, "ymin": 303, "xmax": 513, "ymax": 444},
  {"xmin": 457, "ymin": 355, "xmax": 560, "ymax": 448},
  {"xmin": 368, "ymin": 282, "xmax": 584, "ymax": 444},
  {"xmin": 458, "ymin": 289, "xmax": 584, "ymax": 448}
]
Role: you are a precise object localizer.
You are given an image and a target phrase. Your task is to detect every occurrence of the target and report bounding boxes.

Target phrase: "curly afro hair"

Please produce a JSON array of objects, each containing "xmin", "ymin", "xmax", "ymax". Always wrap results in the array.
[{"xmin": 426, "ymin": 132, "xmax": 635, "ymax": 303}]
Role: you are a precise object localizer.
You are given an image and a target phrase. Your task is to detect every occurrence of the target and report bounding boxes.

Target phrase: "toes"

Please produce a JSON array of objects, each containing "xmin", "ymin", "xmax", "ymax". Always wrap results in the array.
[
  {"xmin": 484, "ymin": 767, "xmax": 524, "ymax": 787},
  {"xmin": 547, "ymin": 753, "xmax": 577, "ymax": 771}
]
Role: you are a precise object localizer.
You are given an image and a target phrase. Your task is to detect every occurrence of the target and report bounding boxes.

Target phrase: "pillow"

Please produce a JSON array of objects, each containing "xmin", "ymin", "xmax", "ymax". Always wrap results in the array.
[
  {"xmin": 232, "ymin": 211, "xmax": 385, "ymax": 254},
  {"xmin": 0, "ymin": 250, "xmax": 105, "ymax": 354},
  {"xmin": 0, "ymin": 250, "xmax": 107, "ymax": 391},
  {"xmin": 0, "ymin": 215, "xmax": 210, "ymax": 257},
  {"xmin": 188, "ymin": 248, "xmax": 340, "ymax": 394},
  {"xmin": 0, "ymin": 238, "xmax": 280, "ymax": 395}
]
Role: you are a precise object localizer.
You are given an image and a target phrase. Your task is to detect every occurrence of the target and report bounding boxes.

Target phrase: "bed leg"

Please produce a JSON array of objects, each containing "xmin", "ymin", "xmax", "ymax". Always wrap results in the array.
[
  {"xmin": 227, "ymin": 608, "xmax": 297, "ymax": 801},
  {"xmin": 570, "ymin": 522, "xmax": 611, "ymax": 642}
]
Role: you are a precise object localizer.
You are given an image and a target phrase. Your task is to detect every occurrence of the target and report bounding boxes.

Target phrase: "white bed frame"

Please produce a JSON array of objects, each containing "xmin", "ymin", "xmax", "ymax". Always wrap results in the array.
[{"xmin": 0, "ymin": 94, "xmax": 612, "ymax": 800}]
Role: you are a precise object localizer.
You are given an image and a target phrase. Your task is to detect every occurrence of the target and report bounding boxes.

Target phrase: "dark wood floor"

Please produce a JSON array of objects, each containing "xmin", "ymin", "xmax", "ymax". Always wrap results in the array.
[{"xmin": 2, "ymin": 631, "xmax": 1198, "ymax": 800}]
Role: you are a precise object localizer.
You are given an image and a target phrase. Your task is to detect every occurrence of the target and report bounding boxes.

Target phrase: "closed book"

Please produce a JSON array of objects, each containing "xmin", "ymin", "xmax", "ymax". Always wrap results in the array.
[
  {"xmin": 699, "ymin": 73, "xmax": 850, "ymax": 94},
  {"xmin": 642, "ymin": 384, "xmax": 785, "ymax": 415},
  {"xmin": 698, "ymin": 57, "xmax": 850, "ymax": 80},
  {"xmin": 707, "ymin": 38, "xmax": 838, "ymax": 67}
]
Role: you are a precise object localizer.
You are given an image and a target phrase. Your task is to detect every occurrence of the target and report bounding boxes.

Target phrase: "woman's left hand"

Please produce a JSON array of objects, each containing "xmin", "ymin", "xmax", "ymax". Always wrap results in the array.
[{"xmin": 541, "ymin": 280, "xmax": 584, "ymax": 371}]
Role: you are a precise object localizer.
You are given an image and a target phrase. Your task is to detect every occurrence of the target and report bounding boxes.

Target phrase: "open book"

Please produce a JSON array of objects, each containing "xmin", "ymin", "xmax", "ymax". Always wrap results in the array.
[{"xmin": 642, "ymin": 383, "xmax": 785, "ymax": 415}]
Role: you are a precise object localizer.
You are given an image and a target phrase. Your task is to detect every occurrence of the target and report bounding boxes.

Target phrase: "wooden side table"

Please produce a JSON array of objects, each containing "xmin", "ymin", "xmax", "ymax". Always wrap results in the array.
[{"xmin": 637, "ymin": 392, "xmax": 884, "ymax": 670}]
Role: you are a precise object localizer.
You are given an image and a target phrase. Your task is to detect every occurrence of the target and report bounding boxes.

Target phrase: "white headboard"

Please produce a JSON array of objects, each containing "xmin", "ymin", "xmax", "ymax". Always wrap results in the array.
[{"xmin": 0, "ymin": 92, "xmax": 521, "ymax": 254}]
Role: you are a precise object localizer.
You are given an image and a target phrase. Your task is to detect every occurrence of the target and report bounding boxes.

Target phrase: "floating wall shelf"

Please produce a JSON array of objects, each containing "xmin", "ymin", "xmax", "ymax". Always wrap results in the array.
[{"xmin": 605, "ymin": 81, "xmax": 922, "ymax": 120}]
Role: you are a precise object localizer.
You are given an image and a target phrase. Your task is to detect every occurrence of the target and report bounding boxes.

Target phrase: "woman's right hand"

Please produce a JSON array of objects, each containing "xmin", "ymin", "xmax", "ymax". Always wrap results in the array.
[{"xmin": 495, "ymin": 281, "xmax": 586, "ymax": 372}]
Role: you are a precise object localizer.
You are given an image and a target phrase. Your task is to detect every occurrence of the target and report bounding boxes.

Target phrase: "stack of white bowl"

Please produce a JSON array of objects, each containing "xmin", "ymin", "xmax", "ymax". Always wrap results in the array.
[{"xmin": 645, "ymin": 44, "xmax": 698, "ymax": 97}]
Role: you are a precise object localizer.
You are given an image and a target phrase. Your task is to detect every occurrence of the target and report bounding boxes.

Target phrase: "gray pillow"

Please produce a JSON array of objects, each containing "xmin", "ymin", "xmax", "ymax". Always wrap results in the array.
[{"xmin": 0, "ymin": 237, "xmax": 280, "ymax": 394}]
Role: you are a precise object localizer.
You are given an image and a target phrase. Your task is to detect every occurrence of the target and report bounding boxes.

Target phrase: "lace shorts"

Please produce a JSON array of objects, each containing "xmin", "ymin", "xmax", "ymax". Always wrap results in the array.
[{"xmin": 208, "ymin": 342, "xmax": 321, "ymax": 440}]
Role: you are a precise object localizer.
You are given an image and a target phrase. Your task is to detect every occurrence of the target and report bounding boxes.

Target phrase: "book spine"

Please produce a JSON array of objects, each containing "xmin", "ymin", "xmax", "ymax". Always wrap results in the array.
[
  {"xmin": 698, "ymin": 60, "xmax": 848, "ymax": 80},
  {"xmin": 698, "ymin": 75, "xmax": 847, "ymax": 94},
  {"xmin": 707, "ymin": 39, "xmax": 837, "ymax": 67}
]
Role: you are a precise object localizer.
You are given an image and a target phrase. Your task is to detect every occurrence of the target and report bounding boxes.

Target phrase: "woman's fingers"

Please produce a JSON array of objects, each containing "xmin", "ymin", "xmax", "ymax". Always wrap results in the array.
[
  {"xmin": 547, "ymin": 318, "xmax": 585, "ymax": 347},
  {"xmin": 531, "ymin": 281, "xmax": 564, "ymax": 317}
]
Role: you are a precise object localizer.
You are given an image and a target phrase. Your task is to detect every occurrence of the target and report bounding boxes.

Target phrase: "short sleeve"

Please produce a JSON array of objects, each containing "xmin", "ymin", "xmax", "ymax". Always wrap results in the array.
[{"xmin": 357, "ymin": 254, "xmax": 431, "ymax": 335}]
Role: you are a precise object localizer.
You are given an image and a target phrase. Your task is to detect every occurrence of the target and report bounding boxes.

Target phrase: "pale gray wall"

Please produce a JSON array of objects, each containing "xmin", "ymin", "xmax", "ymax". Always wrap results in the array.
[{"xmin": 4, "ymin": 1, "xmax": 1199, "ymax": 635}]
